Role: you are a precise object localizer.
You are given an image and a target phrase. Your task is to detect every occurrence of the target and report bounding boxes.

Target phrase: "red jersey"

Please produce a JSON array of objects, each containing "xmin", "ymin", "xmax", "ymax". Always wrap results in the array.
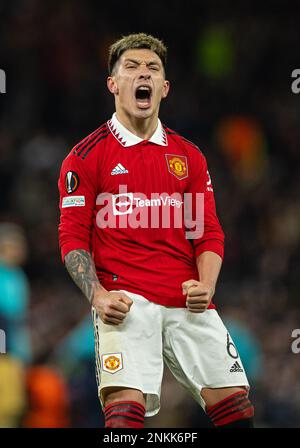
[{"xmin": 58, "ymin": 114, "xmax": 224, "ymax": 308}]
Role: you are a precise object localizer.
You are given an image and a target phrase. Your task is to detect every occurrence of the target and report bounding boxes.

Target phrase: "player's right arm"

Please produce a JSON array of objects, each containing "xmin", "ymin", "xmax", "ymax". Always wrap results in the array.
[
  {"xmin": 64, "ymin": 249, "xmax": 132, "ymax": 325},
  {"xmin": 58, "ymin": 150, "xmax": 132, "ymax": 325}
]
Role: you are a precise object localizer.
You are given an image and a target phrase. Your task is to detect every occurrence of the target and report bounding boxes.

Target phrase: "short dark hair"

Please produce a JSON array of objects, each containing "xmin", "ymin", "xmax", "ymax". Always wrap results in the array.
[{"xmin": 108, "ymin": 33, "xmax": 167, "ymax": 75}]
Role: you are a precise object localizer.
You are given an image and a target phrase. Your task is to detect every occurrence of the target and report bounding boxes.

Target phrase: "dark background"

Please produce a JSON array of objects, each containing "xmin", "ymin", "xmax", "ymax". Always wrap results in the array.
[{"xmin": 0, "ymin": 0, "xmax": 300, "ymax": 428}]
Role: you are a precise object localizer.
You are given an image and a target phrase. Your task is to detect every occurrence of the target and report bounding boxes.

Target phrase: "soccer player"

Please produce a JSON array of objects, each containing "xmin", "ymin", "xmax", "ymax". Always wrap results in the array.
[{"xmin": 58, "ymin": 33, "xmax": 254, "ymax": 428}]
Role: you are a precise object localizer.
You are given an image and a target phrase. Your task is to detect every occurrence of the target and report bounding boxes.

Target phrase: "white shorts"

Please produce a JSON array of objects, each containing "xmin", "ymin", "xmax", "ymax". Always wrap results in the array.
[{"xmin": 91, "ymin": 290, "xmax": 249, "ymax": 417}]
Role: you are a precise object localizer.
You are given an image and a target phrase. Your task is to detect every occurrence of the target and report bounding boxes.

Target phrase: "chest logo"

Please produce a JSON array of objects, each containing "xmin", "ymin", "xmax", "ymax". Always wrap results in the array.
[
  {"xmin": 111, "ymin": 163, "xmax": 129, "ymax": 175},
  {"xmin": 165, "ymin": 154, "xmax": 188, "ymax": 180}
]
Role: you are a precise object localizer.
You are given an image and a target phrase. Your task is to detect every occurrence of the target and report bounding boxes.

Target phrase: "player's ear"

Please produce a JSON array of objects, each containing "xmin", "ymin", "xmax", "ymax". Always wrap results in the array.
[
  {"xmin": 161, "ymin": 80, "xmax": 170, "ymax": 99},
  {"xmin": 107, "ymin": 76, "xmax": 119, "ymax": 95}
]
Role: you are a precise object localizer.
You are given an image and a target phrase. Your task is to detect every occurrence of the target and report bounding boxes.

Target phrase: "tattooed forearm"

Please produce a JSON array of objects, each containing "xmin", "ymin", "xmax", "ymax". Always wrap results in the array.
[{"xmin": 64, "ymin": 249, "xmax": 105, "ymax": 303}]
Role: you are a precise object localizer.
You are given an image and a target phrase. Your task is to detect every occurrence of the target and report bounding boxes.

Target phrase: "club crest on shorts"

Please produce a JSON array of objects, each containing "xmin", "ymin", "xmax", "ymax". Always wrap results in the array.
[
  {"xmin": 165, "ymin": 154, "xmax": 188, "ymax": 180},
  {"xmin": 102, "ymin": 353, "xmax": 123, "ymax": 374}
]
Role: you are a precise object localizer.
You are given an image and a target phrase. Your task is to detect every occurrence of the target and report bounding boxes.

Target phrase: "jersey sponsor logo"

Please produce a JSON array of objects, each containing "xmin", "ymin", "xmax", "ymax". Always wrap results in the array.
[
  {"xmin": 65, "ymin": 171, "xmax": 80, "ymax": 193},
  {"xmin": 102, "ymin": 353, "xmax": 123, "ymax": 374},
  {"xmin": 112, "ymin": 193, "xmax": 134, "ymax": 215},
  {"xmin": 165, "ymin": 154, "xmax": 188, "ymax": 180},
  {"xmin": 111, "ymin": 192, "xmax": 184, "ymax": 216},
  {"xmin": 134, "ymin": 196, "xmax": 183, "ymax": 208},
  {"xmin": 226, "ymin": 333, "xmax": 239, "ymax": 359},
  {"xmin": 62, "ymin": 196, "xmax": 85, "ymax": 208},
  {"xmin": 230, "ymin": 361, "xmax": 244, "ymax": 373},
  {"xmin": 111, "ymin": 163, "xmax": 129, "ymax": 175}
]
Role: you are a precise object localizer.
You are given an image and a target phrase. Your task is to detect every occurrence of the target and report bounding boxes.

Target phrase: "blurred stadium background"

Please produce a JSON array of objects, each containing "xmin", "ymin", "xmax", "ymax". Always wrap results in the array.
[{"xmin": 0, "ymin": 0, "xmax": 300, "ymax": 428}]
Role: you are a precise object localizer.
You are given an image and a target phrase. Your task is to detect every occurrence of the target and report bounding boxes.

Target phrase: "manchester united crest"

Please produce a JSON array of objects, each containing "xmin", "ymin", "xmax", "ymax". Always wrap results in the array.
[
  {"xmin": 102, "ymin": 353, "xmax": 123, "ymax": 374},
  {"xmin": 165, "ymin": 154, "xmax": 188, "ymax": 180}
]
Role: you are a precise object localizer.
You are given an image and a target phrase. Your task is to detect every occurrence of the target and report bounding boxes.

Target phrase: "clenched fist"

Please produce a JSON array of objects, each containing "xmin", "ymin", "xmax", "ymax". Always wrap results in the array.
[
  {"xmin": 182, "ymin": 279, "xmax": 215, "ymax": 313},
  {"xmin": 92, "ymin": 291, "xmax": 133, "ymax": 325}
]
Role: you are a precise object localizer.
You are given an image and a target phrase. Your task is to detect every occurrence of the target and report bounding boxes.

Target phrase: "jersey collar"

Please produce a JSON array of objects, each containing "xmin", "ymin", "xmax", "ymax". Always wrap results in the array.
[{"xmin": 107, "ymin": 113, "xmax": 168, "ymax": 147}]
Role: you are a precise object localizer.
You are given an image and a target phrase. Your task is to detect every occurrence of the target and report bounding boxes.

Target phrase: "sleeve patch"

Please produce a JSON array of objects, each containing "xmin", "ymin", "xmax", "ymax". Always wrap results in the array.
[
  {"xmin": 62, "ymin": 196, "xmax": 85, "ymax": 208},
  {"xmin": 65, "ymin": 171, "xmax": 80, "ymax": 193}
]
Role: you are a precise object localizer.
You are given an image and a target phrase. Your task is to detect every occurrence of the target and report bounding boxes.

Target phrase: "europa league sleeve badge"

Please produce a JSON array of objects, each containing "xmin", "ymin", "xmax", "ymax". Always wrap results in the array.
[{"xmin": 65, "ymin": 171, "xmax": 80, "ymax": 194}]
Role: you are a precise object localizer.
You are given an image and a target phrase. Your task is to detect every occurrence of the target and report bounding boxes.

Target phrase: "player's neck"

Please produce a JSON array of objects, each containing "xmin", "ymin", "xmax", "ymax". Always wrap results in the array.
[{"xmin": 115, "ymin": 110, "xmax": 159, "ymax": 140}]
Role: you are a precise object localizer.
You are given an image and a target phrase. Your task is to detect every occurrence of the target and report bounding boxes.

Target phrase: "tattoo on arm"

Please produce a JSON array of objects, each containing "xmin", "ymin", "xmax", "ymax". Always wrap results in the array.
[{"xmin": 65, "ymin": 249, "xmax": 104, "ymax": 303}]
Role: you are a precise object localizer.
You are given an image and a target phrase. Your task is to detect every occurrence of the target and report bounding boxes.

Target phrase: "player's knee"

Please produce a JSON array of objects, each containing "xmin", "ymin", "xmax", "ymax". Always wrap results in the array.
[
  {"xmin": 201, "ymin": 386, "xmax": 246, "ymax": 409},
  {"xmin": 102, "ymin": 386, "xmax": 145, "ymax": 407},
  {"xmin": 205, "ymin": 389, "xmax": 254, "ymax": 428},
  {"xmin": 102, "ymin": 387, "xmax": 146, "ymax": 428}
]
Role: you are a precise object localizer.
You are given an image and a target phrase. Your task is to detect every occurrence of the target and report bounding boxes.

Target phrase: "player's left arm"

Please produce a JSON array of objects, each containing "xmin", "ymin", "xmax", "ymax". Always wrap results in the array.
[
  {"xmin": 182, "ymin": 251, "xmax": 222, "ymax": 313},
  {"xmin": 182, "ymin": 149, "xmax": 225, "ymax": 312}
]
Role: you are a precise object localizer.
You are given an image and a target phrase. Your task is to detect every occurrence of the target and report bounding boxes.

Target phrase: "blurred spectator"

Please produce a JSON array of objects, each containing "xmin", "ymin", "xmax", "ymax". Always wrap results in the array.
[
  {"xmin": 196, "ymin": 25, "xmax": 235, "ymax": 80},
  {"xmin": 23, "ymin": 365, "xmax": 70, "ymax": 427},
  {"xmin": 0, "ymin": 223, "xmax": 32, "ymax": 363},
  {"xmin": 0, "ymin": 355, "xmax": 26, "ymax": 427},
  {"xmin": 53, "ymin": 315, "xmax": 103, "ymax": 427},
  {"xmin": 215, "ymin": 116, "xmax": 268, "ymax": 187}
]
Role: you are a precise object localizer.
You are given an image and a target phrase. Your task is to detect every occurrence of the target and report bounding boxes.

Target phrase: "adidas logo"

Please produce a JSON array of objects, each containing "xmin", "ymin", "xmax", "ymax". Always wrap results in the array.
[
  {"xmin": 230, "ymin": 361, "xmax": 244, "ymax": 373},
  {"xmin": 111, "ymin": 163, "xmax": 129, "ymax": 175}
]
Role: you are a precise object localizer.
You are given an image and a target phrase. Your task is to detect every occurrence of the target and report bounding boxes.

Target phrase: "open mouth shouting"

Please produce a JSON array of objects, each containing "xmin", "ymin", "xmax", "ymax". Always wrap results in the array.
[{"xmin": 135, "ymin": 85, "xmax": 152, "ymax": 109}]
